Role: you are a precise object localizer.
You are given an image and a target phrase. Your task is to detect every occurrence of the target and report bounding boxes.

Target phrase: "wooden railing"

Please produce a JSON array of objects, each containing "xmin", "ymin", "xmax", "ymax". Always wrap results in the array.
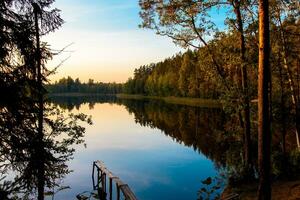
[
  {"xmin": 92, "ymin": 160, "xmax": 138, "ymax": 200},
  {"xmin": 221, "ymin": 193, "xmax": 240, "ymax": 200}
]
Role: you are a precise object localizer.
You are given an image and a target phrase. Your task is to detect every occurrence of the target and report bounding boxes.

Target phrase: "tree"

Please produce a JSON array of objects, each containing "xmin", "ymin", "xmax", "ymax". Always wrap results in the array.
[
  {"xmin": 139, "ymin": 0, "xmax": 255, "ymax": 173},
  {"xmin": 139, "ymin": 0, "xmax": 228, "ymax": 87},
  {"xmin": 257, "ymin": 0, "xmax": 271, "ymax": 199},
  {"xmin": 47, "ymin": 77, "xmax": 122, "ymax": 94},
  {"xmin": 230, "ymin": 0, "xmax": 253, "ymax": 174},
  {"xmin": 271, "ymin": 0, "xmax": 300, "ymax": 149},
  {"xmin": 0, "ymin": 1, "xmax": 91, "ymax": 199},
  {"xmin": 178, "ymin": 50, "xmax": 195, "ymax": 96}
]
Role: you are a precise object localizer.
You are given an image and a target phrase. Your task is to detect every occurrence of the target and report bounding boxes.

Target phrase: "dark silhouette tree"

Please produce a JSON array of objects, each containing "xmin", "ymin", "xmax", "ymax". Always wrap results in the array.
[{"xmin": 0, "ymin": 1, "xmax": 92, "ymax": 199}]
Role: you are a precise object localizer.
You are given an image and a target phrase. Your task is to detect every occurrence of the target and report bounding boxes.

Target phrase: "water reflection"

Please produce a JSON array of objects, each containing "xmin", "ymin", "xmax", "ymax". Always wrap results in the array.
[
  {"xmin": 3, "ymin": 96, "xmax": 299, "ymax": 199},
  {"xmin": 51, "ymin": 96, "xmax": 244, "ymax": 171},
  {"xmin": 0, "ymin": 103, "xmax": 91, "ymax": 199},
  {"xmin": 50, "ymin": 96, "xmax": 233, "ymax": 199},
  {"xmin": 48, "ymin": 95, "xmax": 118, "ymax": 111},
  {"xmin": 126, "ymin": 100, "xmax": 233, "ymax": 164}
]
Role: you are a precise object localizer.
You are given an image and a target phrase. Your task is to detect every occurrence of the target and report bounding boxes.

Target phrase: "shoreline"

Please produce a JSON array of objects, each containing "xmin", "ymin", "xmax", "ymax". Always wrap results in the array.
[
  {"xmin": 47, "ymin": 93, "xmax": 221, "ymax": 108},
  {"xmin": 116, "ymin": 93, "xmax": 221, "ymax": 108},
  {"xmin": 47, "ymin": 93, "xmax": 116, "ymax": 97}
]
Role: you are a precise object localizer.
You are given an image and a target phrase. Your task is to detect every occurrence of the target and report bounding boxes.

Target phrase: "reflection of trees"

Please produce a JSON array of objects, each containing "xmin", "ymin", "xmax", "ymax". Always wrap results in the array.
[
  {"xmin": 49, "ymin": 97, "xmax": 300, "ymax": 189},
  {"xmin": 121, "ymin": 99, "xmax": 242, "ymax": 169},
  {"xmin": 0, "ymin": 0, "xmax": 93, "ymax": 198},
  {"xmin": 122, "ymin": 99, "xmax": 300, "ymax": 183},
  {"xmin": 0, "ymin": 104, "xmax": 91, "ymax": 199},
  {"xmin": 51, "ymin": 96, "xmax": 241, "ymax": 169},
  {"xmin": 49, "ymin": 95, "xmax": 120, "ymax": 111},
  {"xmin": 51, "ymin": 97, "xmax": 246, "ymax": 172}
]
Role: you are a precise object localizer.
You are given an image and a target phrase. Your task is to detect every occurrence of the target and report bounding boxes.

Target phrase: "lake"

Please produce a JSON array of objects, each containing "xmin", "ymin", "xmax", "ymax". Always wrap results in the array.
[{"xmin": 51, "ymin": 96, "xmax": 227, "ymax": 200}]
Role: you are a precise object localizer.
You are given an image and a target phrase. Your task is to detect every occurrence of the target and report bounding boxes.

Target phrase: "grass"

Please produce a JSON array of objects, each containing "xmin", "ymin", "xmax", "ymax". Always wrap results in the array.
[
  {"xmin": 48, "ymin": 93, "xmax": 221, "ymax": 108},
  {"xmin": 116, "ymin": 94, "xmax": 221, "ymax": 108},
  {"xmin": 48, "ymin": 93, "xmax": 115, "ymax": 97}
]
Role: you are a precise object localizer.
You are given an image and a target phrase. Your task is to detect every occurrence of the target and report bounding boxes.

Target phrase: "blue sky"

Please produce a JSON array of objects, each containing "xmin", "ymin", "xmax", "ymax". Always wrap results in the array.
[
  {"xmin": 45, "ymin": 0, "xmax": 227, "ymax": 83},
  {"xmin": 45, "ymin": 0, "xmax": 181, "ymax": 83}
]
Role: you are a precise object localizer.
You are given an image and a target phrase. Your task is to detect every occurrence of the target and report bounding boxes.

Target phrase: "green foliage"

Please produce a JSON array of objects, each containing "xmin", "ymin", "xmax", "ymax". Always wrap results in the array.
[
  {"xmin": 272, "ymin": 149, "xmax": 300, "ymax": 178},
  {"xmin": 47, "ymin": 77, "xmax": 122, "ymax": 94},
  {"xmin": 123, "ymin": 50, "xmax": 219, "ymax": 98}
]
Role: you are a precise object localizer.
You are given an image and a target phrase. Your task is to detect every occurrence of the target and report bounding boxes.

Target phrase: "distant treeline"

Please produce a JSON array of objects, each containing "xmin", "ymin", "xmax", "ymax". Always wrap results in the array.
[
  {"xmin": 47, "ymin": 77, "xmax": 122, "ymax": 94},
  {"xmin": 123, "ymin": 50, "xmax": 219, "ymax": 98}
]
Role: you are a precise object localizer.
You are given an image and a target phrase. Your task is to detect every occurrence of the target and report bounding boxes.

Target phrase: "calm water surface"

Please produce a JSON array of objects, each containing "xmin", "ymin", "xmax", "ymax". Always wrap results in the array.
[{"xmin": 54, "ymin": 99, "xmax": 224, "ymax": 200}]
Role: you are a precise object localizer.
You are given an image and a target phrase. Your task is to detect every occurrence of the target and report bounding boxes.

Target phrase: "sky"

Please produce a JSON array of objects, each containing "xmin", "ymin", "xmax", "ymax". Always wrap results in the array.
[{"xmin": 45, "ymin": 0, "xmax": 182, "ymax": 83}]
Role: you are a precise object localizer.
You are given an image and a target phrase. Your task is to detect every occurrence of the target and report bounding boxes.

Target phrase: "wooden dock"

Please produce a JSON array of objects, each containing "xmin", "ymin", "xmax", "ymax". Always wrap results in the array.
[{"xmin": 92, "ymin": 160, "xmax": 138, "ymax": 200}]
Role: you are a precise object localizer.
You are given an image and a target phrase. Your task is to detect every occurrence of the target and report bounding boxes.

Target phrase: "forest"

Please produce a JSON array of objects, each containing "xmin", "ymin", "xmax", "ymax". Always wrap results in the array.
[
  {"xmin": 127, "ymin": 1, "xmax": 300, "ymax": 198},
  {"xmin": 124, "ymin": 20, "xmax": 300, "ymax": 100},
  {"xmin": 47, "ymin": 77, "xmax": 122, "ymax": 94},
  {"xmin": 1, "ymin": 0, "xmax": 300, "ymax": 199}
]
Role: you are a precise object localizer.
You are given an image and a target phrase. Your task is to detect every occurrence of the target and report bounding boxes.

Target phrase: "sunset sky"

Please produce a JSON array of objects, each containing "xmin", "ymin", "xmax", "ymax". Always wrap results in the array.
[{"xmin": 45, "ymin": 0, "xmax": 182, "ymax": 83}]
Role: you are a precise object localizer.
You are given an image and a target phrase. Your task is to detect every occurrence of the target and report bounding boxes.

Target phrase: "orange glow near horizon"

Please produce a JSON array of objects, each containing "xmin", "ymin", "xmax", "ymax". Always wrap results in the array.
[
  {"xmin": 49, "ymin": 65, "xmax": 133, "ymax": 83},
  {"xmin": 44, "ymin": 1, "xmax": 181, "ymax": 84}
]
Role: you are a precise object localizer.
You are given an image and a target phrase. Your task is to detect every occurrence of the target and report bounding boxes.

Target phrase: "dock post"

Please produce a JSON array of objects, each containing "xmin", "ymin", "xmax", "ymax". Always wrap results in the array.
[
  {"xmin": 109, "ymin": 177, "xmax": 113, "ymax": 200},
  {"xmin": 93, "ymin": 160, "xmax": 138, "ymax": 200},
  {"xmin": 116, "ymin": 183, "xmax": 120, "ymax": 200}
]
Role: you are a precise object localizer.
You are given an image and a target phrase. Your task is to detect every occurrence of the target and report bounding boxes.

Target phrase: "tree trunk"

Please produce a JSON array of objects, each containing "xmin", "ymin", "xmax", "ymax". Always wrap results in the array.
[
  {"xmin": 257, "ymin": 0, "xmax": 271, "ymax": 199},
  {"xmin": 277, "ymin": 12, "xmax": 300, "ymax": 149},
  {"xmin": 279, "ymin": 59, "xmax": 286, "ymax": 155},
  {"xmin": 33, "ymin": 4, "xmax": 45, "ymax": 200},
  {"xmin": 233, "ymin": 0, "xmax": 252, "ymax": 175},
  {"xmin": 296, "ymin": 110, "xmax": 300, "ymax": 149}
]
